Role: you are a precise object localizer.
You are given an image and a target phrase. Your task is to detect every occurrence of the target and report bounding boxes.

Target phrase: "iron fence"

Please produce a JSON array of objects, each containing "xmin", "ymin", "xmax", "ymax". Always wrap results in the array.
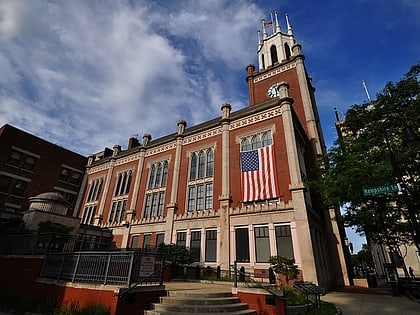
[
  {"xmin": 40, "ymin": 250, "xmax": 165, "ymax": 287},
  {"xmin": 0, "ymin": 233, "xmax": 112, "ymax": 255}
]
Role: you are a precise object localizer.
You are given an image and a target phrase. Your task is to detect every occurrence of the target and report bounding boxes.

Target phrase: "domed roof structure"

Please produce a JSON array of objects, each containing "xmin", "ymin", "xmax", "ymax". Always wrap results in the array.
[{"xmin": 28, "ymin": 192, "xmax": 71, "ymax": 215}]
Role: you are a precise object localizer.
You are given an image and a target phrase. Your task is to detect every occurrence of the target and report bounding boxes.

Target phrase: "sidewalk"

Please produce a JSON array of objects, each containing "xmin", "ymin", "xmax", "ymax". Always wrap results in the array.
[{"xmin": 322, "ymin": 289, "xmax": 419, "ymax": 315}]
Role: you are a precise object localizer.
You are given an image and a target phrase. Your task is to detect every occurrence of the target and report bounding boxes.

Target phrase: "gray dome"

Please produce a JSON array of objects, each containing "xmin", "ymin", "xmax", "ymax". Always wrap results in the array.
[
  {"xmin": 28, "ymin": 192, "xmax": 71, "ymax": 215},
  {"xmin": 30, "ymin": 192, "xmax": 70, "ymax": 204}
]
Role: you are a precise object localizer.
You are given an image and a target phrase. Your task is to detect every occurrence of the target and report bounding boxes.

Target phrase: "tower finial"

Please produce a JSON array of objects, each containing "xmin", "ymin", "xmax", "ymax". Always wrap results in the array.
[
  {"xmin": 261, "ymin": 19, "xmax": 268, "ymax": 39},
  {"xmin": 285, "ymin": 13, "xmax": 293, "ymax": 36},
  {"xmin": 274, "ymin": 10, "xmax": 281, "ymax": 33},
  {"xmin": 257, "ymin": 29, "xmax": 262, "ymax": 48}
]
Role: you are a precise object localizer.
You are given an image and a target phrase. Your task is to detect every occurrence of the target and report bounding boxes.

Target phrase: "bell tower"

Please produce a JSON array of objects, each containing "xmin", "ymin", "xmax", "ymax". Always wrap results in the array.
[{"xmin": 246, "ymin": 11, "xmax": 325, "ymax": 157}]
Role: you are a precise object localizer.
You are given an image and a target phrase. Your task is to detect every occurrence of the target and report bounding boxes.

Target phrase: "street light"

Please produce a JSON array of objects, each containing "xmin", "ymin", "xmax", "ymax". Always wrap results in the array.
[{"xmin": 383, "ymin": 116, "xmax": 420, "ymax": 254}]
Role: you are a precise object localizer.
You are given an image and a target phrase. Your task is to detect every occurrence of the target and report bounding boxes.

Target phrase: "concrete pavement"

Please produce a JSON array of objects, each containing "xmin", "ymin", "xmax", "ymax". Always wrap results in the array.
[{"xmin": 165, "ymin": 281, "xmax": 420, "ymax": 314}]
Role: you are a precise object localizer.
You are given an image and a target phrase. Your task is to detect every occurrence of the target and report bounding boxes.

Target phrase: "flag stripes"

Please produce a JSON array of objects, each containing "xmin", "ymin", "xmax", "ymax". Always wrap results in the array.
[{"xmin": 240, "ymin": 145, "xmax": 279, "ymax": 202}]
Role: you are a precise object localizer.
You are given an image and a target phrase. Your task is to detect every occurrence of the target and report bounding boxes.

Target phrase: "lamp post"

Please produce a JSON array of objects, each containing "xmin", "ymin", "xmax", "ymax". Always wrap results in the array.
[{"xmin": 382, "ymin": 117, "xmax": 420, "ymax": 254}]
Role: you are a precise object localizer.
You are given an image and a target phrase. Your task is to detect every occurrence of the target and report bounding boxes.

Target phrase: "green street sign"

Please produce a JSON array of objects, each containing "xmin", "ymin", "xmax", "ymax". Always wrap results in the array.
[{"xmin": 363, "ymin": 184, "xmax": 399, "ymax": 196}]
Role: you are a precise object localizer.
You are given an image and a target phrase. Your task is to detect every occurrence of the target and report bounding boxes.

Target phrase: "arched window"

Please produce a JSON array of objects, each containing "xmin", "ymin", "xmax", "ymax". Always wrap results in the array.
[
  {"xmin": 284, "ymin": 43, "xmax": 291, "ymax": 60},
  {"xmin": 161, "ymin": 161, "xmax": 168, "ymax": 187},
  {"xmin": 206, "ymin": 149, "xmax": 214, "ymax": 177},
  {"xmin": 190, "ymin": 153, "xmax": 197, "ymax": 180},
  {"xmin": 154, "ymin": 162, "xmax": 162, "ymax": 188},
  {"xmin": 148, "ymin": 165, "xmax": 155, "ymax": 189},
  {"xmin": 251, "ymin": 135, "xmax": 262, "ymax": 150},
  {"xmin": 270, "ymin": 45, "xmax": 278, "ymax": 65},
  {"xmin": 198, "ymin": 151, "xmax": 206, "ymax": 178},
  {"xmin": 262, "ymin": 132, "xmax": 273, "ymax": 147},
  {"xmin": 261, "ymin": 53, "xmax": 265, "ymax": 69},
  {"xmin": 241, "ymin": 138, "xmax": 251, "ymax": 152}
]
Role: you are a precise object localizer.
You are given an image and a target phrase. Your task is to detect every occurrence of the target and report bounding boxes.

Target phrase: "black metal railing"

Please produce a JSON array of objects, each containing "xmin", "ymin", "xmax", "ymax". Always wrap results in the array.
[{"xmin": 40, "ymin": 250, "xmax": 165, "ymax": 287}]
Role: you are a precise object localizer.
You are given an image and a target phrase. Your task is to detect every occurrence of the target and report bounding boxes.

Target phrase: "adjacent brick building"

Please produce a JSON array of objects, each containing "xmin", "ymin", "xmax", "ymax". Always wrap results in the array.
[
  {"xmin": 0, "ymin": 124, "xmax": 87, "ymax": 217},
  {"xmin": 76, "ymin": 14, "xmax": 350, "ymax": 289}
]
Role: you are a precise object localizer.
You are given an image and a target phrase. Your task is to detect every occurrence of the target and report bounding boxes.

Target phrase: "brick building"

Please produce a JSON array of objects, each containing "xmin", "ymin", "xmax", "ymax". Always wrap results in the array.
[
  {"xmin": 0, "ymin": 124, "xmax": 87, "ymax": 217},
  {"xmin": 77, "ymin": 14, "xmax": 349, "ymax": 289}
]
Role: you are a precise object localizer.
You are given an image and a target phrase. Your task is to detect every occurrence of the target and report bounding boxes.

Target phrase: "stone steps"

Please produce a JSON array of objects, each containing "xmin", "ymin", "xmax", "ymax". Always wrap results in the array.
[{"xmin": 145, "ymin": 291, "xmax": 256, "ymax": 315}]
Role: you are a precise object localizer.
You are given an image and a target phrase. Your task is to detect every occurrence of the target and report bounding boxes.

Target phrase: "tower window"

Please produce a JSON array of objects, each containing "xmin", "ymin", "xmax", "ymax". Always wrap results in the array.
[
  {"xmin": 261, "ymin": 53, "xmax": 265, "ymax": 69},
  {"xmin": 284, "ymin": 43, "xmax": 291, "ymax": 60},
  {"xmin": 270, "ymin": 45, "xmax": 278, "ymax": 65}
]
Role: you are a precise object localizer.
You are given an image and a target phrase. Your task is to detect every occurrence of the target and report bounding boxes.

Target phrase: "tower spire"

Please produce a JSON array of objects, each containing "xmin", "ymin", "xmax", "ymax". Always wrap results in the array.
[
  {"xmin": 285, "ymin": 13, "xmax": 293, "ymax": 36},
  {"xmin": 274, "ymin": 10, "xmax": 281, "ymax": 33}
]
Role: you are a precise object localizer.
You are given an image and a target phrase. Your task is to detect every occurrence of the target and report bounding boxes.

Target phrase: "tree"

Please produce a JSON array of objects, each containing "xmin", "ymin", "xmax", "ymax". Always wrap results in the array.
[
  {"xmin": 0, "ymin": 218, "xmax": 29, "ymax": 235},
  {"xmin": 269, "ymin": 255, "xmax": 299, "ymax": 286},
  {"xmin": 158, "ymin": 243, "xmax": 193, "ymax": 266},
  {"xmin": 316, "ymin": 63, "xmax": 420, "ymax": 249}
]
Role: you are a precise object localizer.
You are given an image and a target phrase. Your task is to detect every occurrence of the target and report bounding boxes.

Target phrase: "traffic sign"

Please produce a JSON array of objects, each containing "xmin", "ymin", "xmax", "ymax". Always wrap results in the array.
[{"xmin": 363, "ymin": 183, "xmax": 399, "ymax": 196}]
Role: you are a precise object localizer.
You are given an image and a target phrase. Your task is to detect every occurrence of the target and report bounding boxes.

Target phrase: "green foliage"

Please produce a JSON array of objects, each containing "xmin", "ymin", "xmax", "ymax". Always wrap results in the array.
[
  {"xmin": 37, "ymin": 220, "xmax": 74, "ymax": 235},
  {"xmin": 269, "ymin": 255, "xmax": 299, "ymax": 285},
  {"xmin": 315, "ymin": 63, "xmax": 420, "ymax": 246},
  {"xmin": 158, "ymin": 243, "xmax": 193, "ymax": 265}
]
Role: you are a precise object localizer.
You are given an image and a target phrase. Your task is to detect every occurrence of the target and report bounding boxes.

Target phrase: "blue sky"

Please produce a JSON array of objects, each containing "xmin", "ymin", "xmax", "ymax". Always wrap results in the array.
[{"xmin": 1, "ymin": 0, "xmax": 419, "ymax": 252}]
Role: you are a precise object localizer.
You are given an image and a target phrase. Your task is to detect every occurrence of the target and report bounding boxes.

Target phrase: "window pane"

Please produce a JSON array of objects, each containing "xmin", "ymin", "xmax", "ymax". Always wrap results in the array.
[
  {"xmin": 275, "ymin": 225, "xmax": 294, "ymax": 259},
  {"xmin": 196, "ymin": 185, "xmax": 204, "ymax": 210},
  {"xmin": 190, "ymin": 153, "xmax": 197, "ymax": 180},
  {"xmin": 255, "ymin": 227, "xmax": 270, "ymax": 262},
  {"xmin": 12, "ymin": 180, "xmax": 26, "ymax": 196},
  {"xmin": 206, "ymin": 149, "xmax": 214, "ymax": 177},
  {"xmin": 235, "ymin": 228, "xmax": 250, "ymax": 262},
  {"xmin": 0, "ymin": 175, "xmax": 11, "ymax": 193},
  {"xmin": 176, "ymin": 232, "xmax": 186, "ymax": 247},
  {"xmin": 205, "ymin": 183, "xmax": 213, "ymax": 210},
  {"xmin": 262, "ymin": 132, "xmax": 273, "ymax": 147},
  {"xmin": 150, "ymin": 193, "xmax": 158, "ymax": 217},
  {"xmin": 251, "ymin": 135, "xmax": 262, "ymax": 150},
  {"xmin": 156, "ymin": 233, "xmax": 165, "ymax": 246},
  {"xmin": 22, "ymin": 156, "xmax": 36, "ymax": 171},
  {"xmin": 198, "ymin": 151, "xmax": 205, "ymax": 178},
  {"xmin": 124, "ymin": 171, "xmax": 132, "ymax": 194},
  {"xmin": 59, "ymin": 168, "xmax": 70, "ymax": 182},
  {"xmin": 70, "ymin": 172, "xmax": 82, "ymax": 185},
  {"xmin": 155, "ymin": 163, "xmax": 162, "ymax": 188},
  {"xmin": 157, "ymin": 192, "xmax": 165, "ymax": 216},
  {"xmin": 144, "ymin": 195, "xmax": 151, "ymax": 218},
  {"xmin": 190, "ymin": 231, "xmax": 201, "ymax": 262},
  {"xmin": 7, "ymin": 151, "xmax": 21, "ymax": 166},
  {"xmin": 161, "ymin": 161, "xmax": 168, "ymax": 187},
  {"xmin": 205, "ymin": 230, "xmax": 217, "ymax": 262},
  {"xmin": 131, "ymin": 235, "xmax": 139, "ymax": 249},
  {"xmin": 241, "ymin": 139, "xmax": 251, "ymax": 152},
  {"xmin": 148, "ymin": 165, "xmax": 155, "ymax": 190},
  {"xmin": 143, "ymin": 235, "xmax": 151, "ymax": 249},
  {"xmin": 187, "ymin": 186, "xmax": 196, "ymax": 211},
  {"xmin": 115, "ymin": 173, "xmax": 122, "ymax": 196}
]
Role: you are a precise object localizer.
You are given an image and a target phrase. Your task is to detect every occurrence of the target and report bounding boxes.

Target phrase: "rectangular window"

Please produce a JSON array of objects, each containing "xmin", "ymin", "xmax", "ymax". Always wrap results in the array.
[
  {"xmin": 143, "ymin": 195, "xmax": 151, "ymax": 218},
  {"xmin": 190, "ymin": 231, "xmax": 201, "ymax": 262},
  {"xmin": 59, "ymin": 167, "xmax": 70, "ymax": 182},
  {"xmin": 11, "ymin": 180, "xmax": 27, "ymax": 197},
  {"xmin": 0, "ymin": 175, "xmax": 12, "ymax": 194},
  {"xmin": 7, "ymin": 151, "xmax": 22, "ymax": 167},
  {"xmin": 131, "ymin": 235, "xmax": 139, "ymax": 249},
  {"xmin": 254, "ymin": 226, "xmax": 270, "ymax": 262},
  {"xmin": 69, "ymin": 171, "xmax": 82, "ymax": 185},
  {"xmin": 205, "ymin": 230, "xmax": 217, "ymax": 262},
  {"xmin": 196, "ymin": 184, "xmax": 204, "ymax": 210},
  {"xmin": 156, "ymin": 233, "xmax": 164, "ymax": 246},
  {"xmin": 81, "ymin": 205, "xmax": 96, "ymax": 225},
  {"xmin": 205, "ymin": 183, "xmax": 213, "ymax": 210},
  {"xmin": 275, "ymin": 225, "xmax": 294, "ymax": 259},
  {"xmin": 143, "ymin": 234, "xmax": 151, "ymax": 249},
  {"xmin": 187, "ymin": 186, "xmax": 195, "ymax": 211},
  {"xmin": 109, "ymin": 199, "xmax": 127, "ymax": 223},
  {"xmin": 235, "ymin": 228, "xmax": 250, "ymax": 262},
  {"xmin": 22, "ymin": 156, "xmax": 37, "ymax": 171},
  {"xmin": 176, "ymin": 231, "xmax": 186, "ymax": 247},
  {"xmin": 157, "ymin": 192, "xmax": 165, "ymax": 216}
]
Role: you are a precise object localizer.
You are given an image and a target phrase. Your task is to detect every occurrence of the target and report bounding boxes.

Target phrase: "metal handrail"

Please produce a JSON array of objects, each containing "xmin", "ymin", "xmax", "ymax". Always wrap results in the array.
[{"xmin": 118, "ymin": 261, "xmax": 171, "ymax": 297}]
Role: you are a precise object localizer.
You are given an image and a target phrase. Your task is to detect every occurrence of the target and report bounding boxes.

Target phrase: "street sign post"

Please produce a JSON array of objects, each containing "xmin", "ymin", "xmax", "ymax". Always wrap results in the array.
[{"xmin": 362, "ymin": 183, "xmax": 399, "ymax": 196}]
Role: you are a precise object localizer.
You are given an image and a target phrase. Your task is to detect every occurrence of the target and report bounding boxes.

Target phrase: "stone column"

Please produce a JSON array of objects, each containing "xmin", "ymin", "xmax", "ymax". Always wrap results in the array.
[
  {"xmin": 218, "ymin": 103, "xmax": 232, "ymax": 270},
  {"xmin": 164, "ymin": 120, "xmax": 186, "ymax": 244},
  {"xmin": 279, "ymin": 81, "xmax": 318, "ymax": 284}
]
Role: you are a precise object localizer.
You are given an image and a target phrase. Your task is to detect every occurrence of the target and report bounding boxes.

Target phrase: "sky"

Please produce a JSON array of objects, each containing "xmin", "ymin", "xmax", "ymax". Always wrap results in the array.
[{"xmin": 1, "ymin": 0, "xmax": 419, "ymax": 252}]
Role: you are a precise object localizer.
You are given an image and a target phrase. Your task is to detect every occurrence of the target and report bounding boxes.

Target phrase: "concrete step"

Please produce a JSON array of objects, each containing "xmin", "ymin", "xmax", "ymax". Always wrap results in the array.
[
  {"xmin": 160, "ymin": 295, "xmax": 240, "ymax": 305},
  {"xmin": 144, "ymin": 290, "xmax": 256, "ymax": 315}
]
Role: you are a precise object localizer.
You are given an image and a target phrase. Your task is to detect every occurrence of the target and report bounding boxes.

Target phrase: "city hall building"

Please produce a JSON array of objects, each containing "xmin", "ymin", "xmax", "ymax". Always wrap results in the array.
[{"xmin": 77, "ymin": 14, "xmax": 349, "ymax": 289}]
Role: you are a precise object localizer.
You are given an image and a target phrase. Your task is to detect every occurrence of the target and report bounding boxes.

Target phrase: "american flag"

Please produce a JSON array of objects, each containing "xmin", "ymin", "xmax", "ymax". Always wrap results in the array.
[
  {"xmin": 263, "ymin": 21, "xmax": 273, "ymax": 28},
  {"xmin": 240, "ymin": 145, "xmax": 279, "ymax": 202}
]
